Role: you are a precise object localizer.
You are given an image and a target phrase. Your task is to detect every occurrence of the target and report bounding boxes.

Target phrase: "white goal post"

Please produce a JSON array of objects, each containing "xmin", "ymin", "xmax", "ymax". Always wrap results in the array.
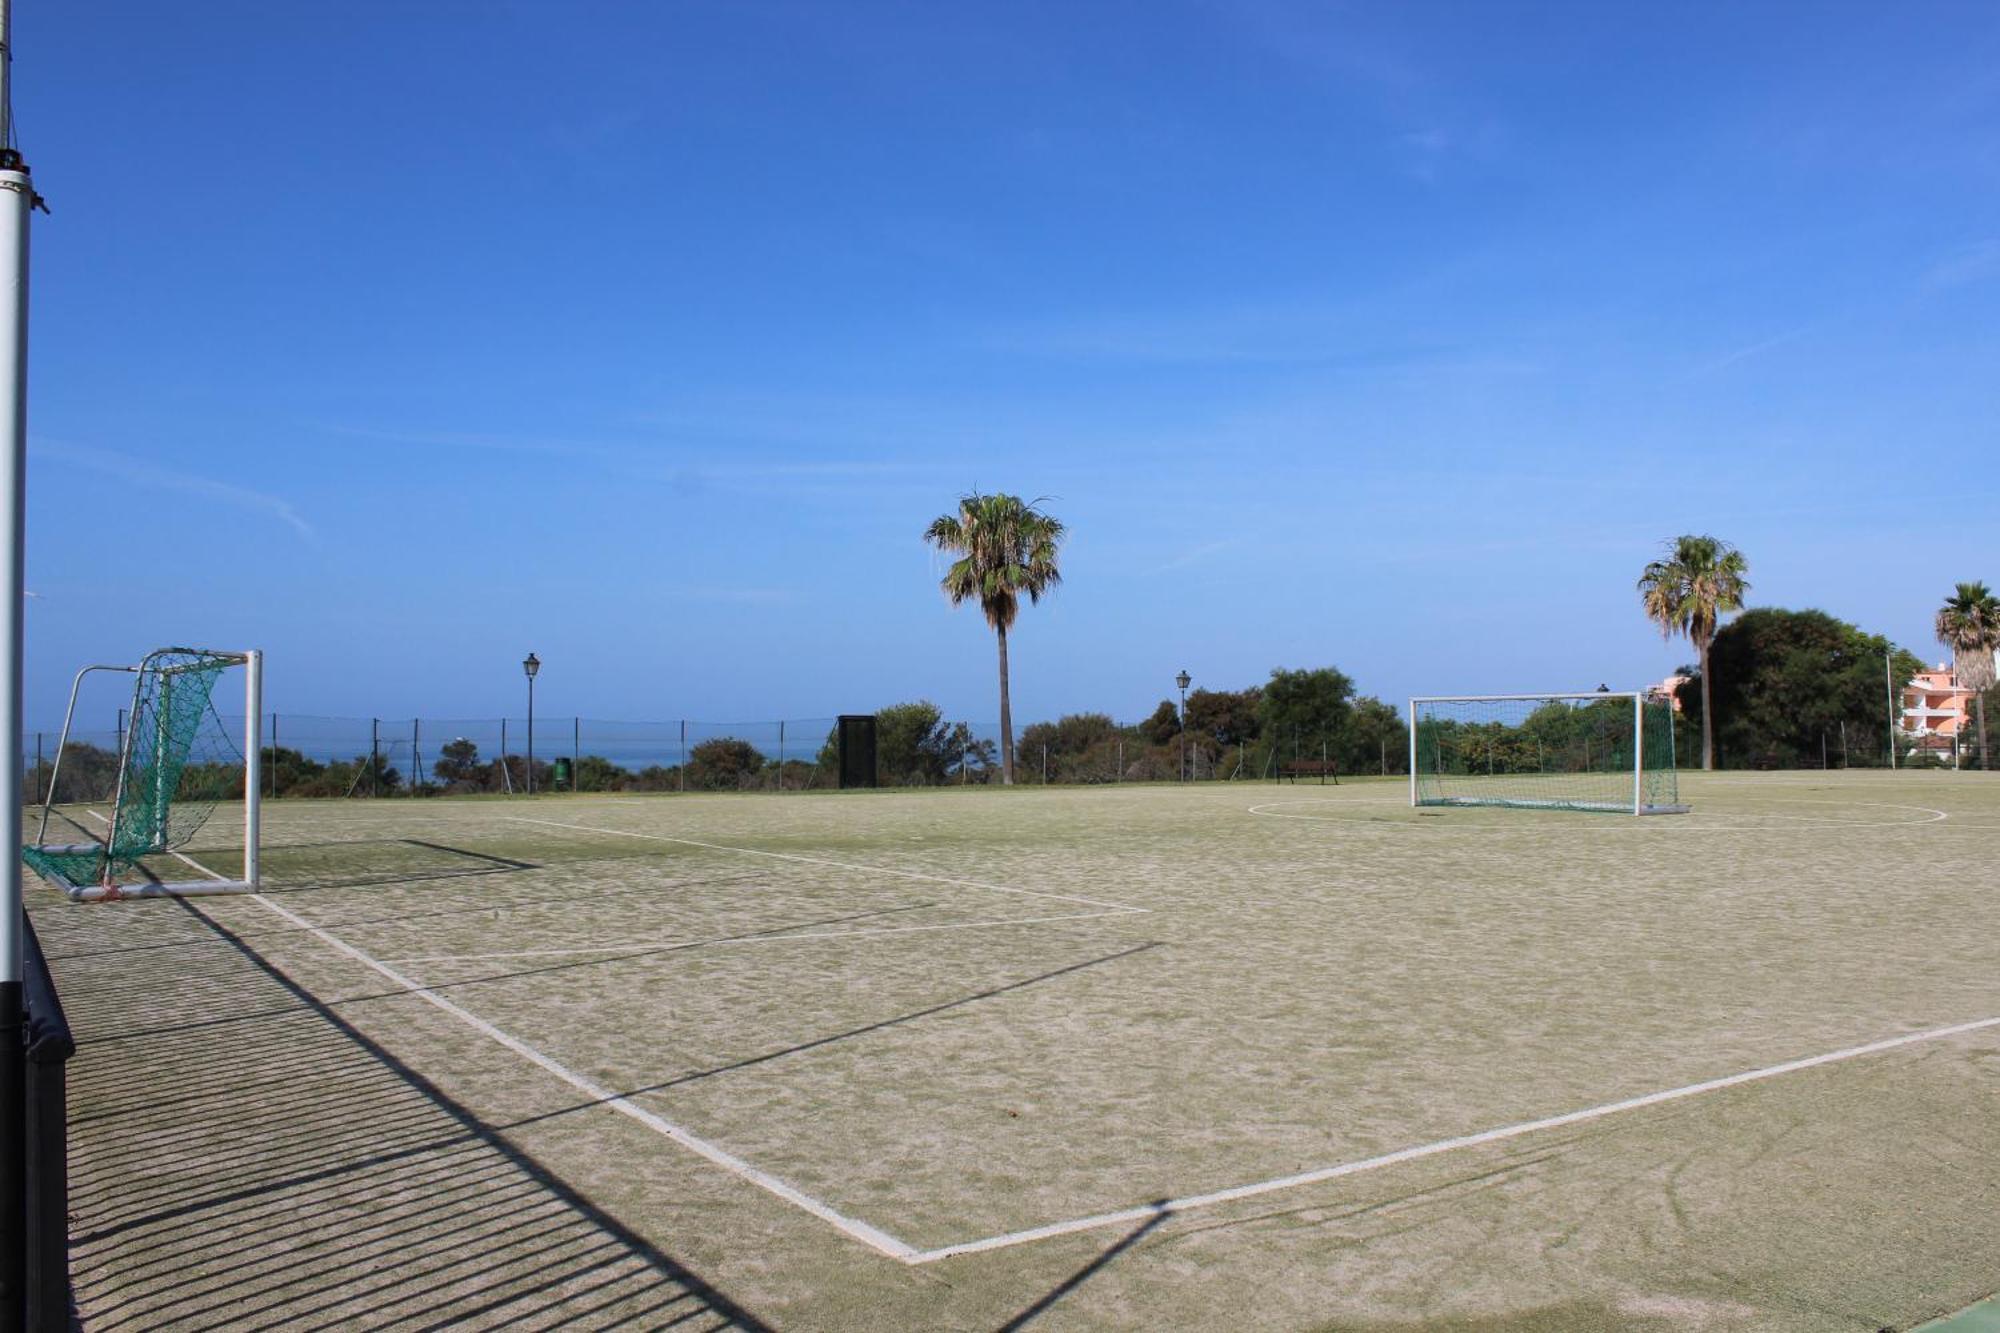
[
  {"xmin": 25, "ymin": 647, "xmax": 261, "ymax": 900},
  {"xmin": 1408, "ymin": 692, "xmax": 1688, "ymax": 816}
]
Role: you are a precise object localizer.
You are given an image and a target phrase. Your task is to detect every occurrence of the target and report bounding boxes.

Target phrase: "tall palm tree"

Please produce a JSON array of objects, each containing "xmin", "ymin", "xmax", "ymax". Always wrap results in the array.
[
  {"xmin": 1936, "ymin": 580, "xmax": 1998, "ymax": 770},
  {"xmin": 923, "ymin": 492, "xmax": 1065, "ymax": 785},
  {"xmin": 1638, "ymin": 534, "xmax": 1750, "ymax": 771}
]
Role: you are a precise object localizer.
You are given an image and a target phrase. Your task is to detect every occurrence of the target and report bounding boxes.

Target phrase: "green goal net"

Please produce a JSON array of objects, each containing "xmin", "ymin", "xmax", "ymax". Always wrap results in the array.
[
  {"xmin": 1411, "ymin": 693, "xmax": 1685, "ymax": 815},
  {"xmin": 24, "ymin": 648, "xmax": 261, "ymax": 894}
]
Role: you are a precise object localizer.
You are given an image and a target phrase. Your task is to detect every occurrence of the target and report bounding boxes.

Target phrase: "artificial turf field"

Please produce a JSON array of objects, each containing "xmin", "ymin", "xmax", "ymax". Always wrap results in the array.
[{"xmin": 27, "ymin": 770, "xmax": 2000, "ymax": 1331}]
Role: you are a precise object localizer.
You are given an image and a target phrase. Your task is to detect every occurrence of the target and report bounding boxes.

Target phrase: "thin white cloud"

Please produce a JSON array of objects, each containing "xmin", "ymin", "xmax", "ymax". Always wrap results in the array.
[
  {"xmin": 1688, "ymin": 326, "xmax": 1812, "ymax": 377},
  {"xmin": 36, "ymin": 440, "xmax": 316, "ymax": 543},
  {"xmin": 318, "ymin": 423, "xmax": 610, "ymax": 457},
  {"xmin": 1925, "ymin": 240, "xmax": 2000, "ymax": 290},
  {"xmin": 1152, "ymin": 540, "xmax": 1236, "ymax": 574},
  {"xmin": 668, "ymin": 585, "xmax": 797, "ymax": 606}
]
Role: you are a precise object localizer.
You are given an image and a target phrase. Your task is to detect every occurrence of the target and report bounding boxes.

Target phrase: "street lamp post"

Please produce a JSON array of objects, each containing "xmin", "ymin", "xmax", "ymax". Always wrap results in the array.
[
  {"xmin": 1176, "ymin": 669, "xmax": 1191, "ymax": 782},
  {"xmin": 523, "ymin": 652, "xmax": 540, "ymax": 795}
]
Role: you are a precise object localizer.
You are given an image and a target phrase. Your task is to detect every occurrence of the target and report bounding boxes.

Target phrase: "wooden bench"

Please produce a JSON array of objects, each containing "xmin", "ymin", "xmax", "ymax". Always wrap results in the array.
[{"xmin": 1278, "ymin": 759, "xmax": 1340, "ymax": 784}]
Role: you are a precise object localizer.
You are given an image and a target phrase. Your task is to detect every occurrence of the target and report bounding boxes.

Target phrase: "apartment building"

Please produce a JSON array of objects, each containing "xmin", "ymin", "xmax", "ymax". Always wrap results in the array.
[{"xmin": 1901, "ymin": 662, "xmax": 1977, "ymax": 762}]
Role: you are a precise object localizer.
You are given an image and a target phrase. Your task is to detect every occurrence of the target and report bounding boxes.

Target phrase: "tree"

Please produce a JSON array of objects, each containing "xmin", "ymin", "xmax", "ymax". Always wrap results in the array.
[
  {"xmin": 571, "ymin": 754, "xmax": 630, "ymax": 793},
  {"xmin": 259, "ymin": 745, "xmax": 326, "ymax": 797},
  {"xmin": 1639, "ymin": 535, "xmax": 1750, "ymax": 770},
  {"xmin": 1677, "ymin": 608, "xmax": 1923, "ymax": 769},
  {"xmin": 1186, "ymin": 687, "xmax": 1262, "ymax": 748},
  {"xmin": 1936, "ymin": 581, "xmax": 1998, "ymax": 770},
  {"xmin": 1257, "ymin": 667, "xmax": 1355, "ymax": 767},
  {"xmin": 1140, "ymin": 700, "xmax": 1181, "ymax": 745},
  {"xmin": 684, "ymin": 737, "xmax": 763, "ymax": 790},
  {"xmin": 434, "ymin": 737, "xmax": 485, "ymax": 787},
  {"xmin": 874, "ymin": 701, "xmax": 961, "ymax": 785},
  {"xmin": 815, "ymin": 702, "xmax": 989, "ymax": 785},
  {"xmin": 923, "ymin": 492, "xmax": 1065, "ymax": 785},
  {"xmin": 1017, "ymin": 712, "xmax": 1121, "ymax": 781},
  {"xmin": 1342, "ymin": 696, "xmax": 1409, "ymax": 775}
]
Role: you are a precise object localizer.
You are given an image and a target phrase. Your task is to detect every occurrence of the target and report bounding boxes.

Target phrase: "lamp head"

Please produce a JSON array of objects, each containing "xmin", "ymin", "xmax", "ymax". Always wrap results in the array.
[{"xmin": 524, "ymin": 652, "xmax": 541, "ymax": 680}]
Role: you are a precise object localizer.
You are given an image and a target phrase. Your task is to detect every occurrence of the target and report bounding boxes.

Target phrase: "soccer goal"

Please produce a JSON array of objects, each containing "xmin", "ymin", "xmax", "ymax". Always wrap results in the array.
[
  {"xmin": 24, "ymin": 648, "xmax": 261, "ymax": 900},
  {"xmin": 1409, "ymin": 692, "xmax": 1687, "ymax": 815}
]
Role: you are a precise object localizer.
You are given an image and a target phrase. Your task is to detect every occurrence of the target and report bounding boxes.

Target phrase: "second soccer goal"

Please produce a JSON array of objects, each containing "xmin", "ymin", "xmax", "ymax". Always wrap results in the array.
[{"xmin": 1409, "ymin": 693, "xmax": 1687, "ymax": 815}]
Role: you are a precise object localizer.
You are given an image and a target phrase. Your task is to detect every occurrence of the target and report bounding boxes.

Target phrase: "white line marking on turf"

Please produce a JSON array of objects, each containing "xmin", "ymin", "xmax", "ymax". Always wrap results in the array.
[
  {"xmin": 140, "ymin": 828, "xmax": 923, "ymax": 1261},
  {"xmin": 1246, "ymin": 798, "xmax": 1952, "ymax": 831},
  {"xmin": 905, "ymin": 1010, "xmax": 2000, "ymax": 1262},
  {"xmin": 383, "ymin": 908, "xmax": 1143, "ymax": 964},
  {"xmin": 500, "ymin": 815, "xmax": 1147, "ymax": 913},
  {"xmin": 132, "ymin": 813, "xmax": 2000, "ymax": 1266}
]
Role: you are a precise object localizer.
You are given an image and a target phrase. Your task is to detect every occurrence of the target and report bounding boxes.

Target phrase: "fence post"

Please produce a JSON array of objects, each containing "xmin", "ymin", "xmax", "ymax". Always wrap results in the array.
[
  {"xmin": 679, "ymin": 720, "xmax": 686, "ymax": 793},
  {"xmin": 412, "ymin": 719, "xmax": 421, "ymax": 792},
  {"xmin": 370, "ymin": 719, "xmax": 380, "ymax": 797},
  {"xmin": 1042, "ymin": 742, "xmax": 1048, "ymax": 785},
  {"xmin": 271, "ymin": 713, "xmax": 280, "ymax": 798},
  {"xmin": 777, "ymin": 720, "xmax": 786, "ymax": 792},
  {"xmin": 573, "ymin": 716, "xmax": 579, "ymax": 791}
]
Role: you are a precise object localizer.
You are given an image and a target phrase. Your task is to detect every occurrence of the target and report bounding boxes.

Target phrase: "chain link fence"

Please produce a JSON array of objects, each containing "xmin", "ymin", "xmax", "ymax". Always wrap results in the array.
[
  {"xmin": 27, "ymin": 703, "xmax": 1985, "ymax": 803},
  {"xmin": 19, "ymin": 709, "xmax": 1418, "ymax": 800}
]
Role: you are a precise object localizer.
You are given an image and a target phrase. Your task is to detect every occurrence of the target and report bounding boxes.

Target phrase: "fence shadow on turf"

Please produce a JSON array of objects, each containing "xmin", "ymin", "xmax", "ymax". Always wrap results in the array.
[
  {"xmin": 1000, "ymin": 1204, "xmax": 1172, "ymax": 1331},
  {"xmin": 41, "ymin": 868, "xmax": 776, "ymax": 965},
  {"xmin": 51, "ymin": 896, "xmax": 773, "ymax": 1331},
  {"xmin": 53, "ymin": 894, "xmax": 948, "ymax": 1059},
  {"xmin": 498, "ymin": 942, "xmax": 1166, "ymax": 1135}
]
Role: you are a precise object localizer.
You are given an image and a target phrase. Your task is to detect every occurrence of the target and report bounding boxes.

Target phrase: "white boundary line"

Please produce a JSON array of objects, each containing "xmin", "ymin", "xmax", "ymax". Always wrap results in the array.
[
  {"xmin": 121, "ymin": 816, "xmax": 2000, "ymax": 1268},
  {"xmin": 905, "ymin": 1009, "xmax": 2000, "ymax": 1262},
  {"xmin": 500, "ymin": 815, "xmax": 1147, "ymax": 912},
  {"xmin": 1247, "ymin": 798, "xmax": 1952, "ymax": 831},
  {"xmin": 135, "ymin": 833, "xmax": 924, "ymax": 1261},
  {"xmin": 245, "ymin": 892, "xmax": 921, "ymax": 1258},
  {"xmin": 383, "ymin": 908, "xmax": 1142, "ymax": 964}
]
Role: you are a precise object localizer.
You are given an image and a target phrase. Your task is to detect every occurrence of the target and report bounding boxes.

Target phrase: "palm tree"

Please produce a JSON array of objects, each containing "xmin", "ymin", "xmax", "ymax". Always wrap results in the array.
[
  {"xmin": 1638, "ymin": 535, "xmax": 1750, "ymax": 771},
  {"xmin": 923, "ymin": 492, "xmax": 1065, "ymax": 785},
  {"xmin": 1936, "ymin": 581, "xmax": 1998, "ymax": 770}
]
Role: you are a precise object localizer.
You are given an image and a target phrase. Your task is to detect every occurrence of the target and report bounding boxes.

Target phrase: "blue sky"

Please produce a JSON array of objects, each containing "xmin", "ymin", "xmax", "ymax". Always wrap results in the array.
[{"xmin": 16, "ymin": 2, "xmax": 2000, "ymax": 727}]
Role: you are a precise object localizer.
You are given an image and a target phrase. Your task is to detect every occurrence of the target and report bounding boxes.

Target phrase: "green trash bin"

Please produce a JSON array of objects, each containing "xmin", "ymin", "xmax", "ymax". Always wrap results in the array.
[{"xmin": 552, "ymin": 756, "xmax": 572, "ymax": 791}]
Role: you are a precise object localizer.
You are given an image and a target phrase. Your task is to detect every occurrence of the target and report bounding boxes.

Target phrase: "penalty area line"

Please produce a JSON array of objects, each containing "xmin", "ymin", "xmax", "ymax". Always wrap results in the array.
[
  {"xmin": 246, "ymin": 892, "xmax": 922, "ymax": 1260},
  {"xmin": 384, "ymin": 907, "xmax": 1144, "ymax": 964},
  {"xmin": 117, "ymin": 817, "xmax": 921, "ymax": 1261},
  {"xmin": 500, "ymin": 815, "xmax": 1146, "ymax": 913},
  {"xmin": 907, "ymin": 1009, "xmax": 2000, "ymax": 1262}
]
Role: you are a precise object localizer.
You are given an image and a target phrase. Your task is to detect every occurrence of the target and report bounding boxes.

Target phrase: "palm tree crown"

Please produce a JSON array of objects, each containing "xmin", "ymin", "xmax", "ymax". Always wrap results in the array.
[
  {"xmin": 924, "ymin": 492, "xmax": 1065, "ymax": 785},
  {"xmin": 1936, "ymin": 580, "xmax": 1998, "ymax": 769},
  {"xmin": 1638, "ymin": 534, "xmax": 1749, "ymax": 770}
]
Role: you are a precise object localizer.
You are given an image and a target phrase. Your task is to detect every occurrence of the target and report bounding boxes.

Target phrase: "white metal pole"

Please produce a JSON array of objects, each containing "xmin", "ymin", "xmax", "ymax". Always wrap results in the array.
[
  {"xmin": 1885, "ymin": 650, "xmax": 1898, "ymax": 770},
  {"xmin": 0, "ymin": 2, "xmax": 32, "ymax": 1315},
  {"xmin": 1407, "ymin": 700, "xmax": 1418, "ymax": 806},
  {"xmin": 1631, "ymin": 693, "xmax": 1644, "ymax": 815},
  {"xmin": 243, "ymin": 650, "xmax": 261, "ymax": 887},
  {"xmin": 153, "ymin": 673, "xmax": 171, "ymax": 844}
]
